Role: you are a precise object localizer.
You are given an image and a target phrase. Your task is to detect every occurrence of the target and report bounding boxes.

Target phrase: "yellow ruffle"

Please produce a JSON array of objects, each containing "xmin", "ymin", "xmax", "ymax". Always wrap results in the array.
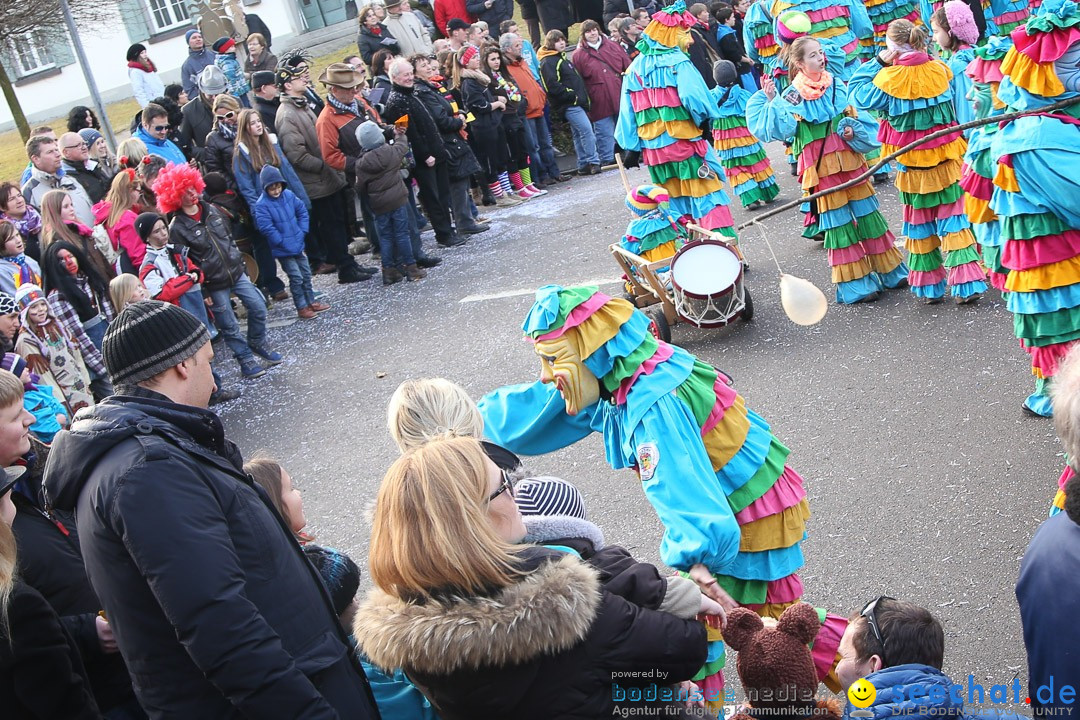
[
  {"xmin": 638, "ymin": 118, "xmax": 703, "ymax": 141},
  {"xmin": 723, "ymin": 133, "xmax": 761, "ymax": 149},
  {"xmin": 965, "ymin": 196, "xmax": 996, "ymax": 224},
  {"xmin": 760, "ymin": 45, "xmax": 779, "ymax": 58},
  {"xmin": 994, "ymin": 162, "xmax": 1021, "ymax": 193},
  {"xmin": 641, "ymin": 241, "xmax": 679, "ymax": 263},
  {"xmin": 703, "ymin": 396, "xmax": 752, "ymax": 471},
  {"xmin": 941, "ymin": 228, "xmax": 977, "ymax": 252},
  {"xmin": 739, "ymin": 499, "xmax": 811, "ymax": 552},
  {"xmin": 868, "ymin": 246, "xmax": 905, "ymax": 273},
  {"xmin": 1053, "ymin": 488, "xmax": 1066, "ymax": 510},
  {"xmin": 1006, "ymin": 254, "xmax": 1080, "ymax": 292},
  {"xmin": 755, "ymin": 600, "xmax": 799, "ymax": 619},
  {"xmin": 832, "ymin": 257, "xmax": 873, "ymax": 283},
  {"xmin": 816, "ymin": 179, "xmax": 874, "ymax": 212},
  {"xmin": 823, "ymin": 656, "xmax": 842, "ymax": 694},
  {"xmin": 872, "ymin": 61, "xmax": 952, "ymax": 100},
  {"xmin": 661, "ymin": 175, "xmax": 727, "ymax": 199},
  {"xmin": 1000, "ymin": 48, "xmax": 1065, "ymax": 98},
  {"xmin": 644, "ymin": 22, "xmax": 686, "ymax": 49},
  {"xmin": 801, "ymin": 148, "xmax": 866, "ymax": 189},
  {"xmin": 565, "ymin": 302, "xmax": 636, "ymax": 359},
  {"xmin": 905, "ymin": 235, "xmax": 941, "ymax": 254},
  {"xmin": 895, "ymin": 158, "xmax": 963, "ymax": 194},
  {"xmin": 816, "ymin": 25, "xmax": 846, "ymax": 40},
  {"xmin": 883, "ymin": 137, "xmax": 967, "ymax": 167}
]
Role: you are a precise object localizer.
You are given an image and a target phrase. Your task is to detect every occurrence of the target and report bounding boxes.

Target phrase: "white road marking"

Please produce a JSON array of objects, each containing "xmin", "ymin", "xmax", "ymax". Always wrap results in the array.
[{"xmin": 460, "ymin": 278, "xmax": 623, "ymax": 303}]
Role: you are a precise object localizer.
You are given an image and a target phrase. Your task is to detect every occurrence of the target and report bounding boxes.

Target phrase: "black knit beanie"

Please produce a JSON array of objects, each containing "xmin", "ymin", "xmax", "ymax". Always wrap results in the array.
[
  {"xmin": 103, "ymin": 301, "xmax": 210, "ymax": 386},
  {"xmin": 134, "ymin": 212, "xmax": 165, "ymax": 243}
]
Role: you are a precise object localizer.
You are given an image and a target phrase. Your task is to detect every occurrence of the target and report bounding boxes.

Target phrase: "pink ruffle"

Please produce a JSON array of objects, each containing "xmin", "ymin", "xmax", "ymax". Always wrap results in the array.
[
  {"xmin": 827, "ymin": 244, "xmax": 869, "ymax": 266},
  {"xmin": 815, "ymin": 166, "xmax": 869, "ymax": 191},
  {"xmin": 651, "ymin": 7, "xmax": 697, "ymax": 28},
  {"xmin": 1059, "ymin": 464, "xmax": 1075, "ymax": 492},
  {"xmin": 735, "ymin": 466, "xmax": 807, "ymax": 523},
  {"xmin": 695, "ymin": 204, "xmax": 735, "ymax": 231},
  {"xmin": 1001, "ymin": 230, "xmax": 1080, "ymax": 271},
  {"xmin": 643, "ymin": 139, "xmax": 711, "ymax": 165},
  {"xmin": 613, "ymin": 343, "xmax": 675, "ymax": 404},
  {"xmin": 727, "ymin": 156, "xmax": 772, "ymax": 176},
  {"xmin": 1023, "ymin": 339, "xmax": 1078, "ymax": 377},
  {"xmin": 988, "ymin": 270, "xmax": 1009, "ymax": 291},
  {"xmin": 1014, "ymin": 25, "xmax": 1080, "ymax": 63},
  {"xmin": 879, "ymin": 122, "xmax": 962, "ymax": 149},
  {"xmin": 960, "ymin": 169, "xmax": 993, "ymax": 199},
  {"xmin": 902, "ymin": 198, "xmax": 965, "ymax": 225},
  {"xmin": 966, "ymin": 57, "xmax": 1005, "ymax": 83},
  {"xmin": 798, "ymin": 134, "xmax": 850, "ymax": 170},
  {"xmin": 862, "ymin": 232, "xmax": 898, "ymax": 255},
  {"xmin": 947, "ymin": 261, "xmax": 987, "ymax": 285},
  {"xmin": 700, "ymin": 376, "xmax": 740, "ymax": 436},
  {"xmin": 812, "ymin": 613, "xmax": 848, "ymax": 682},
  {"xmin": 909, "ymin": 266, "xmax": 948, "ymax": 287},
  {"xmin": 840, "ymin": 38, "xmax": 859, "ymax": 54},
  {"xmin": 766, "ymin": 573, "xmax": 804, "ymax": 604},
  {"xmin": 714, "ymin": 126, "xmax": 752, "ymax": 140},
  {"xmin": 753, "ymin": 35, "xmax": 776, "ymax": 50},
  {"xmin": 998, "ymin": 8, "xmax": 1029, "ymax": 24},
  {"xmin": 630, "ymin": 86, "xmax": 683, "ymax": 112},
  {"xmin": 533, "ymin": 292, "xmax": 611, "ymax": 342},
  {"xmin": 694, "ymin": 671, "xmax": 725, "ymax": 701},
  {"xmin": 806, "ymin": 4, "xmax": 850, "ymax": 22}
]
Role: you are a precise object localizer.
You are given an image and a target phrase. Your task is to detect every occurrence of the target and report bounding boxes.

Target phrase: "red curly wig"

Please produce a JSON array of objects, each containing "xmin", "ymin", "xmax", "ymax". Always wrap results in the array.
[{"xmin": 152, "ymin": 163, "xmax": 205, "ymax": 214}]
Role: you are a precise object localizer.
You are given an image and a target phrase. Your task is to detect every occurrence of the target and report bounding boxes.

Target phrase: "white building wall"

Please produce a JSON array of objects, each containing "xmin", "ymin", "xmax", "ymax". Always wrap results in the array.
[{"xmin": 0, "ymin": 0, "xmax": 304, "ymax": 127}]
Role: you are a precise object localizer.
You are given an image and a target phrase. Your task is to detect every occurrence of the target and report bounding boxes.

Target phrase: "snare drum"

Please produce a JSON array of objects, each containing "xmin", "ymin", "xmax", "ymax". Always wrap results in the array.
[{"xmin": 669, "ymin": 239, "xmax": 745, "ymax": 328}]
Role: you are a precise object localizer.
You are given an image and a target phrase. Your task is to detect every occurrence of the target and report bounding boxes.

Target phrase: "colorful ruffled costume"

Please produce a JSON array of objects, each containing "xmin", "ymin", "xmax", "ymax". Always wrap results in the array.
[
  {"xmin": 747, "ymin": 75, "xmax": 908, "ymax": 303},
  {"xmin": 477, "ymin": 285, "xmax": 847, "ymax": 710},
  {"xmin": 710, "ymin": 82, "xmax": 780, "ymax": 208},
  {"xmin": 960, "ymin": 35, "xmax": 1014, "ymax": 291},
  {"xmin": 850, "ymin": 50, "xmax": 988, "ymax": 302},
  {"xmin": 989, "ymin": 0, "xmax": 1032, "ymax": 34},
  {"xmin": 616, "ymin": 1, "xmax": 736, "ymax": 236},
  {"xmin": 988, "ymin": 0, "xmax": 1080, "ymax": 416},
  {"xmin": 620, "ymin": 185, "xmax": 690, "ymax": 293}
]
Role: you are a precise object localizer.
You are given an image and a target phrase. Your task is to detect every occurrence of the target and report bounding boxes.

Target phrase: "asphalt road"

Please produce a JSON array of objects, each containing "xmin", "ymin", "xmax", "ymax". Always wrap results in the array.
[{"xmin": 217, "ymin": 145, "xmax": 1058, "ymax": 708}]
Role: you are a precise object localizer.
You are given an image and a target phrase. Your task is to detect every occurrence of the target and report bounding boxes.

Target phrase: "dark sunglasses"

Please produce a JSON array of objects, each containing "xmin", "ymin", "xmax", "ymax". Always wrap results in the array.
[
  {"xmin": 151, "ymin": 124, "xmax": 169, "ymax": 132},
  {"xmin": 215, "ymin": 111, "xmax": 236, "ymax": 121},
  {"xmin": 861, "ymin": 595, "xmax": 894, "ymax": 665},
  {"xmin": 487, "ymin": 468, "xmax": 513, "ymax": 502}
]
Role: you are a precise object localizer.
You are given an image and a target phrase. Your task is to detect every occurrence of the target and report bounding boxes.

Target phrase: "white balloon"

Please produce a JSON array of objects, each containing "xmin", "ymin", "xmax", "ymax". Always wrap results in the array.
[{"xmin": 780, "ymin": 273, "xmax": 828, "ymax": 326}]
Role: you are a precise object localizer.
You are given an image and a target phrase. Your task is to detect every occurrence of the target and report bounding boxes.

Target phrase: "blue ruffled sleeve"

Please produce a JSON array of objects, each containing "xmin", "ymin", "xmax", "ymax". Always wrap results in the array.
[
  {"xmin": 847, "ymin": 60, "xmax": 890, "ymax": 112},
  {"xmin": 478, "ymin": 381, "xmax": 597, "ymax": 456},
  {"xmin": 746, "ymin": 90, "xmax": 797, "ymax": 143},
  {"xmin": 616, "ymin": 72, "xmax": 643, "ymax": 152},
  {"xmin": 847, "ymin": 0, "xmax": 874, "ymax": 39},
  {"xmin": 677, "ymin": 62, "xmax": 724, "ymax": 125},
  {"xmin": 631, "ymin": 394, "xmax": 741, "ymax": 573}
]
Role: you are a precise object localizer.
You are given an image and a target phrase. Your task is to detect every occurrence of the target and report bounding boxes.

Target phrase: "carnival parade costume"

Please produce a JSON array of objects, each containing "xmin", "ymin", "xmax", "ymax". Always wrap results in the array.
[
  {"xmin": 477, "ymin": 286, "xmax": 846, "ymax": 708},
  {"xmin": 621, "ymin": 185, "xmax": 689, "ymax": 264},
  {"xmin": 615, "ymin": 1, "xmax": 737, "ymax": 235},
  {"xmin": 747, "ymin": 71, "xmax": 908, "ymax": 303},
  {"xmin": 849, "ymin": 44, "xmax": 988, "ymax": 303},
  {"xmin": 988, "ymin": 0, "xmax": 1080, "ymax": 417},
  {"xmin": 711, "ymin": 63, "xmax": 780, "ymax": 209}
]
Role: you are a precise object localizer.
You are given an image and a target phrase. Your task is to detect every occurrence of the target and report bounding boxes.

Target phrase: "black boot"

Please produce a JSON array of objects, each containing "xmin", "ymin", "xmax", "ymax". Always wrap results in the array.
[
  {"xmin": 416, "ymin": 254, "xmax": 442, "ymax": 268},
  {"xmin": 338, "ymin": 262, "xmax": 373, "ymax": 284},
  {"xmin": 438, "ymin": 234, "xmax": 468, "ymax": 248}
]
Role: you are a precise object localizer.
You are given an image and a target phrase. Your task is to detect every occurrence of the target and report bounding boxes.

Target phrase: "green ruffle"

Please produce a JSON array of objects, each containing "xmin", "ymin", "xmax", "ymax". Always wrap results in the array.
[
  {"xmin": 638, "ymin": 225, "xmax": 683, "ymax": 252},
  {"xmin": 690, "ymin": 654, "xmax": 728, "ymax": 681},
  {"xmin": 970, "ymin": 148, "xmax": 997, "ymax": 177},
  {"xmin": 714, "ymin": 115, "xmax": 751, "ymax": 131},
  {"xmin": 943, "ymin": 245, "xmax": 981, "ymax": 267},
  {"xmin": 723, "ymin": 147, "xmax": 769, "ymax": 168},
  {"xmin": 886, "ymin": 103, "xmax": 956, "ymax": 133},
  {"xmin": 908, "ymin": 248, "xmax": 944, "ymax": 271},
  {"xmin": 982, "ymin": 243, "xmax": 1006, "ymax": 274},
  {"xmin": 716, "ymin": 573, "xmax": 770, "ymax": 605},
  {"xmin": 728, "ymin": 438, "xmax": 790, "ymax": 513},
  {"xmin": 605, "ymin": 336, "xmax": 660, "ymax": 392},
  {"xmin": 674, "ymin": 360, "xmax": 721, "ymax": 428},
  {"xmin": 648, "ymin": 156, "xmax": 708, "ymax": 183},
  {"xmin": 1026, "ymin": 7, "xmax": 1080, "ymax": 34},
  {"xmin": 792, "ymin": 119, "xmax": 834, "ymax": 155},
  {"xmin": 528, "ymin": 286, "xmax": 600, "ymax": 337},
  {"xmin": 635, "ymin": 105, "xmax": 692, "ymax": 125},
  {"xmin": 739, "ymin": 181, "xmax": 780, "ymax": 206},
  {"xmin": 855, "ymin": 211, "xmax": 890, "ymax": 240},
  {"xmin": 809, "ymin": 16, "xmax": 850, "ymax": 33},
  {"xmin": 714, "ymin": 225, "xmax": 738, "ymax": 239},
  {"xmin": 823, "ymin": 222, "xmax": 864, "ymax": 251},
  {"xmin": 1015, "ymin": 305, "xmax": 1080, "ymax": 342},
  {"xmin": 1020, "ymin": 326, "xmax": 1080, "ymax": 347},
  {"xmin": 899, "ymin": 183, "xmax": 963, "ymax": 209},
  {"xmin": 750, "ymin": 23, "xmax": 773, "ymax": 39},
  {"xmin": 1002, "ymin": 212, "xmax": 1070, "ymax": 241}
]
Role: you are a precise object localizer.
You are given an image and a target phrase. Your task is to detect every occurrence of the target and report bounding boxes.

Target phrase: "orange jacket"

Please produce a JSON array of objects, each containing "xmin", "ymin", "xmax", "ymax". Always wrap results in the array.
[{"xmin": 505, "ymin": 58, "xmax": 546, "ymax": 119}]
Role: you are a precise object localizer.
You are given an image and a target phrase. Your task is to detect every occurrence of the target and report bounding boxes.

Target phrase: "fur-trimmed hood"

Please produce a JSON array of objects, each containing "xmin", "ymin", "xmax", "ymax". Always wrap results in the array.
[
  {"xmin": 523, "ymin": 514, "xmax": 606, "ymax": 549},
  {"xmin": 354, "ymin": 550, "xmax": 601, "ymax": 676}
]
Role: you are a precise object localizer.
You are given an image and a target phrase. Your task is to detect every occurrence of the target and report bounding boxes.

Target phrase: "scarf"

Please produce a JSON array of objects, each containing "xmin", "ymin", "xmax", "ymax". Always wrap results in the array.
[
  {"xmin": 327, "ymin": 92, "xmax": 363, "ymax": 118},
  {"xmin": 885, "ymin": 37, "xmax": 916, "ymax": 55},
  {"xmin": 2, "ymin": 205, "xmax": 42, "ymax": 237},
  {"xmin": 792, "ymin": 70, "xmax": 833, "ymax": 100},
  {"xmin": 127, "ymin": 59, "xmax": 157, "ymax": 73},
  {"xmin": 494, "ymin": 72, "xmax": 522, "ymax": 103},
  {"xmin": 217, "ymin": 122, "xmax": 237, "ymax": 140}
]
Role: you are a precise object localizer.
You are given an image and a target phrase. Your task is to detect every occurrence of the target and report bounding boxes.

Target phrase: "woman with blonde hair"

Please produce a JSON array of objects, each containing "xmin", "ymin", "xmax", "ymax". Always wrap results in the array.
[
  {"xmin": 354, "ymin": 436, "xmax": 708, "ymax": 719},
  {"xmin": 387, "ymin": 377, "xmax": 484, "ymax": 452},
  {"xmin": 115, "ymin": 137, "xmax": 147, "ymax": 170},
  {"xmin": 92, "ymin": 169, "xmax": 145, "ymax": 271},
  {"xmin": 205, "ymin": 95, "xmax": 243, "ymax": 184},
  {"xmin": 39, "ymin": 190, "xmax": 115, "ymax": 282}
]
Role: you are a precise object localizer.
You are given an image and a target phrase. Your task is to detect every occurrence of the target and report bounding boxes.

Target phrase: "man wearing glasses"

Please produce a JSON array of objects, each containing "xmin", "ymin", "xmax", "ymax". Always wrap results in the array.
[
  {"xmin": 134, "ymin": 103, "xmax": 189, "ymax": 167},
  {"xmin": 59, "ymin": 132, "xmax": 112, "ymax": 204}
]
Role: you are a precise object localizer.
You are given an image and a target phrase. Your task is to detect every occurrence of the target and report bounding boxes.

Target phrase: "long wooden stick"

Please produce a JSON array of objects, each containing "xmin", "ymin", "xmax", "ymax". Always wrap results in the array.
[
  {"xmin": 615, "ymin": 153, "xmax": 632, "ymax": 195},
  {"xmin": 734, "ymin": 95, "xmax": 1080, "ymax": 232}
]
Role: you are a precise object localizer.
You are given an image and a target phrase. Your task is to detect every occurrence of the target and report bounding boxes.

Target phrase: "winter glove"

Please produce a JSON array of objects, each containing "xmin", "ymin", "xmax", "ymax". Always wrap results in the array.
[{"xmin": 621, "ymin": 150, "xmax": 641, "ymax": 169}]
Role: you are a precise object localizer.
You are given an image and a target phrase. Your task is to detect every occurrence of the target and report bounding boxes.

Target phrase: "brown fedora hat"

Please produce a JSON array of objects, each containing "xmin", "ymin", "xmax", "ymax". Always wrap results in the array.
[{"xmin": 318, "ymin": 63, "xmax": 364, "ymax": 88}]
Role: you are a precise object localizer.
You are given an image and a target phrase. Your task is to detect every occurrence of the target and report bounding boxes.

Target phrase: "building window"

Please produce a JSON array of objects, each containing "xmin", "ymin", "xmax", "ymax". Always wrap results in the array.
[
  {"xmin": 143, "ymin": 0, "xmax": 191, "ymax": 32},
  {"xmin": 9, "ymin": 31, "xmax": 56, "ymax": 76}
]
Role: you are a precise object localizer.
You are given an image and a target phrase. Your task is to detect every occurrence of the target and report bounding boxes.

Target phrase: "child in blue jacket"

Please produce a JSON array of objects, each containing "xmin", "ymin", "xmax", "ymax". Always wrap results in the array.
[
  {"xmin": 253, "ymin": 165, "xmax": 329, "ymax": 320},
  {"xmin": 1, "ymin": 352, "xmax": 66, "ymax": 443}
]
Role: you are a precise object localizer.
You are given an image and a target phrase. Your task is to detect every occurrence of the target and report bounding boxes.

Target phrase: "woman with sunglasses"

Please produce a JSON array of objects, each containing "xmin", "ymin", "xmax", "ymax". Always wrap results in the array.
[
  {"xmin": 204, "ymin": 95, "xmax": 243, "ymax": 186},
  {"xmin": 355, "ymin": 436, "xmax": 709, "ymax": 719}
]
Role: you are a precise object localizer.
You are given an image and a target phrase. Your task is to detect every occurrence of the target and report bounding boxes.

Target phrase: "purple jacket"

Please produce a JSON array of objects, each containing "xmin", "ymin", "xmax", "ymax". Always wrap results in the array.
[{"xmin": 570, "ymin": 37, "xmax": 631, "ymax": 122}]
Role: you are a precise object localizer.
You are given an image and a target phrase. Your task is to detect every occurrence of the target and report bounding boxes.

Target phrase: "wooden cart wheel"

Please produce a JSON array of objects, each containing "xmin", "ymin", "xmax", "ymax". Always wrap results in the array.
[{"xmin": 647, "ymin": 306, "xmax": 672, "ymax": 343}]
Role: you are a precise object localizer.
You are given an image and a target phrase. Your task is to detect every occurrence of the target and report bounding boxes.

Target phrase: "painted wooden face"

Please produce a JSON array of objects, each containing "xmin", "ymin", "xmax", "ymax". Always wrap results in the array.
[{"xmin": 534, "ymin": 335, "xmax": 600, "ymax": 416}]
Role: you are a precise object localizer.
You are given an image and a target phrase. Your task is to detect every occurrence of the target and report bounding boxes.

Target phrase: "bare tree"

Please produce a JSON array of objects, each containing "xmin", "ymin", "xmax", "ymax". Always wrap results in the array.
[{"xmin": 0, "ymin": 0, "xmax": 114, "ymax": 141}]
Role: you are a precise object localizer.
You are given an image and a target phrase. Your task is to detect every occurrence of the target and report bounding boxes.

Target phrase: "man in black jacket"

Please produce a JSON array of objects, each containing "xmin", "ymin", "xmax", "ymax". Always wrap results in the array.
[
  {"xmin": 252, "ymin": 70, "xmax": 280, "ymax": 134},
  {"xmin": 180, "ymin": 66, "xmax": 225, "ymax": 165},
  {"xmin": 43, "ymin": 301, "xmax": 381, "ymax": 720},
  {"xmin": 382, "ymin": 58, "xmax": 468, "ymax": 247},
  {"xmin": 59, "ymin": 132, "xmax": 112, "ymax": 203}
]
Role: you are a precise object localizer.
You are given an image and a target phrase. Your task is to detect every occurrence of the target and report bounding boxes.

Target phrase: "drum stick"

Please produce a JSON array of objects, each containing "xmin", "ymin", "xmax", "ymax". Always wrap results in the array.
[{"xmin": 615, "ymin": 154, "xmax": 632, "ymax": 196}]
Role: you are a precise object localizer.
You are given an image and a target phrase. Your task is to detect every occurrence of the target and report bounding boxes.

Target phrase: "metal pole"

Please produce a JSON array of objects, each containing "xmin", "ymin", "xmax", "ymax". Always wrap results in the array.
[{"xmin": 57, "ymin": 0, "xmax": 119, "ymax": 152}]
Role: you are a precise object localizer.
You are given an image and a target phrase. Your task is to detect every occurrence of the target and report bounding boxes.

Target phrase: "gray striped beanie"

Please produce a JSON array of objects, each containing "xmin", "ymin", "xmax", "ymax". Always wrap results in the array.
[
  {"xmin": 513, "ymin": 476, "xmax": 587, "ymax": 519},
  {"xmin": 102, "ymin": 301, "xmax": 210, "ymax": 386}
]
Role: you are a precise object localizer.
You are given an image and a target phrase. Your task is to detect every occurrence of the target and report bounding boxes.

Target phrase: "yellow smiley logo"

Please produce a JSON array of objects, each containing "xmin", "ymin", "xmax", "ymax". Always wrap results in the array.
[{"xmin": 848, "ymin": 678, "xmax": 877, "ymax": 709}]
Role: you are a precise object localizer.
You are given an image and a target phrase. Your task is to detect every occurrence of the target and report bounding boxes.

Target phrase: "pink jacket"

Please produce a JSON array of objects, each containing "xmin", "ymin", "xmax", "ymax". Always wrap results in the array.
[{"xmin": 92, "ymin": 201, "xmax": 145, "ymax": 269}]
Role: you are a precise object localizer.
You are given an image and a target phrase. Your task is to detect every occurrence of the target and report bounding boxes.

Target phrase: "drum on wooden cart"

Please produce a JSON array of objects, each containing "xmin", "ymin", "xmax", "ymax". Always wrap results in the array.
[{"xmin": 609, "ymin": 231, "xmax": 752, "ymax": 343}]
